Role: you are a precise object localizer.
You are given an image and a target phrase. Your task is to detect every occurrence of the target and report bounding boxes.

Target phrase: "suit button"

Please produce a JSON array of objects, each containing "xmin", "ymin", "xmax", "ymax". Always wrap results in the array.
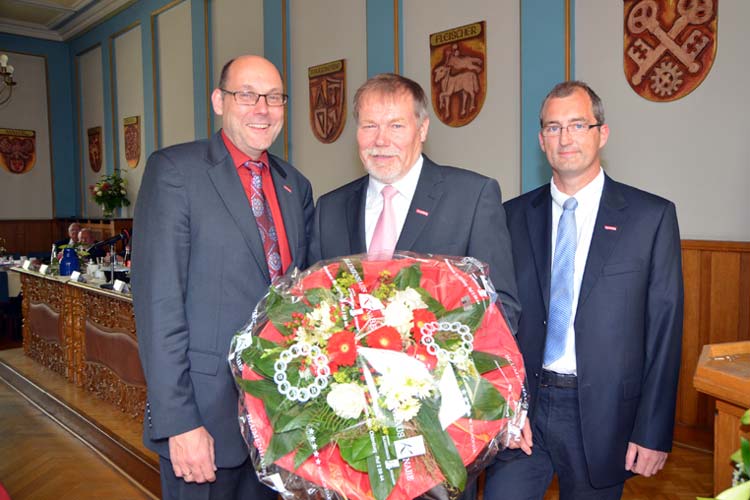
[
  {"xmin": 543, "ymin": 320, "xmax": 547, "ymax": 325},
  {"xmin": 534, "ymin": 372, "xmax": 539, "ymax": 378}
]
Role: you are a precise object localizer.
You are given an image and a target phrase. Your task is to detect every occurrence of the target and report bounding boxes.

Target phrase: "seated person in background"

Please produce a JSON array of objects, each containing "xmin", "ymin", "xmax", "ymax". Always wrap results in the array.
[
  {"xmin": 54, "ymin": 222, "xmax": 81, "ymax": 248},
  {"xmin": 78, "ymin": 228, "xmax": 107, "ymax": 260}
]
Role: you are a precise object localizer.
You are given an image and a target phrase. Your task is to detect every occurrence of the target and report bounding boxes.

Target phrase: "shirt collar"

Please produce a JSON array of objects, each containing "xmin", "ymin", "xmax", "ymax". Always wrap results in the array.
[
  {"xmin": 550, "ymin": 167, "xmax": 605, "ymax": 211},
  {"xmin": 221, "ymin": 129, "xmax": 269, "ymax": 170},
  {"xmin": 367, "ymin": 154, "xmax": 424, "ymax": 201}
]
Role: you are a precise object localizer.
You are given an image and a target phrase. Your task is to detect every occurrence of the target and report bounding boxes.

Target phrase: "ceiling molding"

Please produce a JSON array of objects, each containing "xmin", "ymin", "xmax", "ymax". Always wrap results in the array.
[{"xmin": 0, "ymin": 0, "xmax": 136, "ymax": 42}]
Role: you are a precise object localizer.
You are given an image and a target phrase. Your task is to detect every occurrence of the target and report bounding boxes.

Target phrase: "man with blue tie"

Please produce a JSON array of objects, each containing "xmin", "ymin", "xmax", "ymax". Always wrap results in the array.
[{"xmin": 484, "ymin": 81, "xmax": 684, "ymax": 499}]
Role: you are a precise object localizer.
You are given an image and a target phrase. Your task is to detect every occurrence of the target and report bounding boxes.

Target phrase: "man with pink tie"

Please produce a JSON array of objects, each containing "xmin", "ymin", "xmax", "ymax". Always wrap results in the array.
[{"xmin": 308, "ymin": 72, "xmax": 521, "ymax": 337}]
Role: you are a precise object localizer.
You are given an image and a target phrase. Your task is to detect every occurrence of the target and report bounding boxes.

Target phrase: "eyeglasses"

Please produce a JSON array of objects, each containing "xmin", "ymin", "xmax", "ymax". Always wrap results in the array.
[
  {"xmin": 220, "ymin": 89, "xmax": 288, "ymax": 106},
  {"xmin": 541, "ymin": 122, "xmax": 603, "ymax": 137}
]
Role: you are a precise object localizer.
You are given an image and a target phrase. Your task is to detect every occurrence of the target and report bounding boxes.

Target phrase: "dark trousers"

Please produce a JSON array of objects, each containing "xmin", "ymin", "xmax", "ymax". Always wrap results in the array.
[
  {"xmin": 159, "ymin": 456, "xmax": 277, "ymax": 500},
  {"xmin": 483, "ymin": 384, "xmax": 625, "ymax": 500}
]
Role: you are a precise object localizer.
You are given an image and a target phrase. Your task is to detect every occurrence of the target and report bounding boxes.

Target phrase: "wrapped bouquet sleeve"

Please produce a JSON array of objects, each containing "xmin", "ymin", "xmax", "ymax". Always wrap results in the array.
[{"xmin": 229, "ymin": 252, "xmax": 527, "ymax": 500}]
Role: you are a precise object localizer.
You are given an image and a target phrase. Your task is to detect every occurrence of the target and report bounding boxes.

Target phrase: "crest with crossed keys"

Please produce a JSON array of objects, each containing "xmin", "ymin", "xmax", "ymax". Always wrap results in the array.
[{"xmin": 624, "ymin": 0, "xmax": 717, "ymax": 101}]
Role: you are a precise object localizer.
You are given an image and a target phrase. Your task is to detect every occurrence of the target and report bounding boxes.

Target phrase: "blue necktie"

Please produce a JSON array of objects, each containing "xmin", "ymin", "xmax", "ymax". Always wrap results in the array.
[{"xmin": 544, "ymin": 197, "xmax": 578, "ymax": 365}]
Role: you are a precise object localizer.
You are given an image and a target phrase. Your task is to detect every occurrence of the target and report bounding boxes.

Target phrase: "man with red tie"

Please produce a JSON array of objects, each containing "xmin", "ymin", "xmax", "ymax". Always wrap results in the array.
[{"xmin": 132, "ymin": 55, "xmax": 313, "ymax": 500}]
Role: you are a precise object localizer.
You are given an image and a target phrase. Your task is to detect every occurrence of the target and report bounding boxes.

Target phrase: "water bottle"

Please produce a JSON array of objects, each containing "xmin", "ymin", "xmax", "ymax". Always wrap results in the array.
[{"xmin": 59, "ymin": 247, "xmax": 80, "ymax": 276}]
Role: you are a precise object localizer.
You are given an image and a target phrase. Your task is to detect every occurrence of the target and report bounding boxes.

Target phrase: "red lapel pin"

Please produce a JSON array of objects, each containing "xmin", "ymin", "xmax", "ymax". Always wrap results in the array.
[
  {"xmin": 604, "ymin": 225, "xmax": 617, "ymax": 231},
  {"xmin": 283, "ymin": 185, "xmax": 292, "ymax": 193},
  {"xmin": 415, "ymin": 208, "xmax": 429, "ymax": 216}
]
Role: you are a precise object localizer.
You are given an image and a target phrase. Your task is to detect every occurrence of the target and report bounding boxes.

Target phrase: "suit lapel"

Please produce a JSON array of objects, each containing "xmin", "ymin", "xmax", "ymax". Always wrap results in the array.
[
  {"xmin": 268, "ymin": 157, "xmax": 302, "ymax": 267},
  {"xmin": 206, "ymin": 134, "xmax": 270, "ymax": 281},
  {"xmin": 578, "ymin": 175, "xmax": 628, "ymax": 308},
  {"xmin": 527, "ymin": 188, "xmax": 553, "ymax": 315},
  {"xmin": 347, "ymin": 179, "xmax": 368, "ymax": 254},
  {"xmin": 397, "ymin": 158, "xmax": 444, "ymax": 250}
]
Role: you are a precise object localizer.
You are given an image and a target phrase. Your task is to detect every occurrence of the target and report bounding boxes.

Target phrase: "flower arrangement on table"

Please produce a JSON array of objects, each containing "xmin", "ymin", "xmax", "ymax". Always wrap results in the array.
[
  {"xmin": 229, "ymin": 253, "xmax": 527, "ymax": 500},
  {"xmin": 89, "ymin": 171, "xmax": 130, "ymax": 218}
]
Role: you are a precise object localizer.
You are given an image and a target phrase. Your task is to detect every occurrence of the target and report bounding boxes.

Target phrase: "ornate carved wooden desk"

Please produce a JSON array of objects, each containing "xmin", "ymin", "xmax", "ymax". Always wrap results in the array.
[
  {"xmin": 18, "ymin": 270, "xmax": 72, "ymax": 379},
  {"xmin": 693, "ymin": 341, "xmax": 750, "ymax": 495},
  {"xmin": 15, "ymin": 268, "xmax": 146, "ymax": 419}
]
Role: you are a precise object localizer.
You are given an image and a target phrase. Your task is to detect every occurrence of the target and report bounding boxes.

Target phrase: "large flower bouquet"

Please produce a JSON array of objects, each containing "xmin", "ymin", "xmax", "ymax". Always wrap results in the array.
[
  {"xmin": 89, "ymin": 171, "xmax": 130, "ymax": 218},
  {"xmin": 229, "ymin": 253, "xmax": 527, "ymax": 500}
]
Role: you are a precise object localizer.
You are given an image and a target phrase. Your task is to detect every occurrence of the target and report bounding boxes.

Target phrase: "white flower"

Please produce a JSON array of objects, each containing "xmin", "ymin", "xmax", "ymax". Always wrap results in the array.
[
  {"xmin": 383, "ymin": 288, "xmax": 427, "ymax": 336},
  {"xmin": 305, "ymin": 301, "xmax": 337, "ymax": 341},
  {"xmin": 394, "ymin": 288, "xmax": 427, "ymax": 309},
  {"xmin": 327, "ymin": 383, "xmax": 368, "ymax": 419},
  {"xmin": 383, "ymin": 301, "xmax": 413, "ymax": 335},
  {"xmin": 120, "ymin": 189, "xmax": 127, "ymax": 195}
]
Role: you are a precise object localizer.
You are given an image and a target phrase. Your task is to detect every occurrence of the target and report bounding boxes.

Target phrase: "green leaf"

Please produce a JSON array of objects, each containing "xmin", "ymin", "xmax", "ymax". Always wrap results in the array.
[
  {"xmin": 339, "ymin": 434, "xmax": 374, "ymax": 472},
  {"xmin": 415, "ymin": 403, "xmax": 466, "ymax": 491},
  {"xmin": 366, "ymin": 429, "xmax": 400, "ymax": 500},
  {"xmin": 265, "ymin": 288, "xmax": 310, "ymax": 336},
  {"xmin": 741, "ymin": 409, "xmax": 750, "ymax": 426},
  {"xmin": 240, "ymin": 337, "xmax": 281, "ymax": 379},
  {"xmin": 416, "ymin": 287, "xmax": 447, "ymax": 316},
  {"xmin": 472, "ymin": 350, "xmax": 510, "ymax": 374},
  {"xmin": 458, "ymin": 373, "xmax": 510, "ymax": 421},
  {"xmin": 741, "ymin": 436, "xmax": 750, "ymax": 477},
  {"xmin": 305, "ymin": 287, "xmax": 337, "ymax": 306},
  {"xmin": 393, "ymin": 264, "xmax": 421, "ymax": 289},
  {"xmin": 439, "ymin": 301, "xmax": 489, "ymax": 331},
  {"xmin": 265, "ymin": 428, "xmax": 307, "ymax": 464},
  {"xmin": 714, "ymin": 480, "xmax": 750, "ymax": 500}
]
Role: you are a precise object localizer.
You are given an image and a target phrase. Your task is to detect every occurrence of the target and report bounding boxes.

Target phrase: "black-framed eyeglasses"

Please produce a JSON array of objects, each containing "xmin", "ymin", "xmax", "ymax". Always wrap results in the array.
[
  {"xmin": 541, "ymin": 122, "xmax": 603, "ymax": 137},
  {"xmin": 220, "ymin": 89, "xmax": 288, "ymax": 106}
]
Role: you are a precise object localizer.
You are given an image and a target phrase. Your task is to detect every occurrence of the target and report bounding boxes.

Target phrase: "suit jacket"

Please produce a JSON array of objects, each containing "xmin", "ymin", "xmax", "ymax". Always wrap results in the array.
[
  {"xmin": 308, "ymin": 156, "xmax": 521, "ymax": 332},
  {"xmin": 504, "ymin": 174, "xmax": 683, "ymax": 487},
  {"xmin": 131, "ymin": 131, "xmax": 313, "ymax": 467}
]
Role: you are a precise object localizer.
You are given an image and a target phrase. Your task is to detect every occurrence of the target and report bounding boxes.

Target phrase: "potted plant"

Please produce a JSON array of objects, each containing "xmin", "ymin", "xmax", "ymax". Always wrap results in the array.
[{"xmin": 89, "ymin": 171, "xmax": 131, "ymax": 218}]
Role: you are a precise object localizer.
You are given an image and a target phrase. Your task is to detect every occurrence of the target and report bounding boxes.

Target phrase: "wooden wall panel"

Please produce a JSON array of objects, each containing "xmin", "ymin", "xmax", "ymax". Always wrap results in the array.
[
  {"xmin": 0, "ymin": 219, "xmax": 132, "ymax": 256},
  {"xmin": 0, "ymin": 220, "xmax": 58, "ymax": 256},
  {"xmin": 675, "ymin": 240, "xmax": 750, "ymax": 451}
]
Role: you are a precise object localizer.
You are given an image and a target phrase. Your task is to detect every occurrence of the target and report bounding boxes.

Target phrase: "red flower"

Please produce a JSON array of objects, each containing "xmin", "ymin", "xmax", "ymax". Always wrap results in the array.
[
  {"xmin": 367, "ymin": 326, "xmax": 402, "ymax": 351},
  {"xmin": 411, "ymin": 309, "xmax": 437, "ymax": 342},
  {"xmin": 408, "ymin": 341, "xmax": 438, "ymax": 371},
  {"xmin": 327, "ymin": 331, "xmax": 357, "ymax": 369}
]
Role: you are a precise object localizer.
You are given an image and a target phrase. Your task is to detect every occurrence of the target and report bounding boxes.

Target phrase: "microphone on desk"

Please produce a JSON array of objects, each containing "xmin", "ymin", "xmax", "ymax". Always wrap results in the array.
[{"xmin": 88, "ymin": 229, "xmax": 130, "ymax": 252}]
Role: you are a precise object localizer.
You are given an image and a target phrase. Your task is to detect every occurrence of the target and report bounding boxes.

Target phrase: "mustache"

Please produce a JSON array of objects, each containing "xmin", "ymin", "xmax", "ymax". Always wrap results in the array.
[{"xmin": 364, "ymin": 148, "xmax": 399, "ymax": 157}]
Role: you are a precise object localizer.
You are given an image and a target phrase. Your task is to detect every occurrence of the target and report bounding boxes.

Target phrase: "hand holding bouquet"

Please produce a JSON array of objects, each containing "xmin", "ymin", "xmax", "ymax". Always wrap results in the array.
[{"xmin": 229, "ymin": 253, "xmax": 526, "ymax": 500}]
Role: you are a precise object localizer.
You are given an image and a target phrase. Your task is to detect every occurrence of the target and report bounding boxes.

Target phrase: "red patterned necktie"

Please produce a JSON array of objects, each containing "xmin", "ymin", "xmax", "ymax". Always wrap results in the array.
[{"xmin": 244, "ymin": 160, "xmax": 282, "ymax": 281}]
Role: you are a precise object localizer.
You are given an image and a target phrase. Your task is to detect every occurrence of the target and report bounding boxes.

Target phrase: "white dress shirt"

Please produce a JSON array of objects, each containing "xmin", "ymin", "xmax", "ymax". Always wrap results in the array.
[
  {"xmin": 544, "ymin": 168, "xmax": 605, "ymax": 375},
  {"xmin": 365, "ymin": 155, "xmax": 424, "ymax": 251}
]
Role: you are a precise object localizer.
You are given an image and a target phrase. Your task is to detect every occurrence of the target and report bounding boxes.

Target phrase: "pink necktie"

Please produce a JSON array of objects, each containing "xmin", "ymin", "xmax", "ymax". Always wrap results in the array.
[{"xmin": 369, "ymin": 185, "xmax": 399, "ymax": 259}]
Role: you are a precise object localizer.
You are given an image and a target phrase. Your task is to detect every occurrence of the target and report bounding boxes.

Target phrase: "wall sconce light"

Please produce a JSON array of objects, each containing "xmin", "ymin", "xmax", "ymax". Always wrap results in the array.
[{"xmin": 0, "ymin": 54, "xmax": 17, "ymax": 106}]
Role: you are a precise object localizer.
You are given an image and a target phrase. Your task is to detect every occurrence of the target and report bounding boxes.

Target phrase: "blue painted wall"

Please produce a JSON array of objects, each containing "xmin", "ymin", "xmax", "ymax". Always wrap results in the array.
[
  {"xmin": 0, "ymin": 33, "xmax": 76, "ymax": 216},
  {"xmin": 520, "ymin": 0, "xmax": 572, "ymax": 192},
  {"xmin": 2, "ymin": 0, "xmax": 571, "ymax": 217}
]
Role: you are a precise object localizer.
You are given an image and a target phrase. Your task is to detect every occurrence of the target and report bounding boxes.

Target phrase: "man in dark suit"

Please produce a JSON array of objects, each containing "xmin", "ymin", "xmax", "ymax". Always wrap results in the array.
[
  {"xmin": 308, "ymin": 73, "xmax": 521, "ymax": 331},
  {"xmin": 484, "ymin": 81, "xmax": 683, "ymax": 499},
  {"xmin": 131, "ymin": 55, "xmax": 313, "ymax": 499}
]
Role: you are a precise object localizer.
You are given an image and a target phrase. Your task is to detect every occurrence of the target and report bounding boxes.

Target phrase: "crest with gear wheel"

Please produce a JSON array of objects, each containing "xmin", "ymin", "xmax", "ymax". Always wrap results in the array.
[{"xmin": 624, "ymin": 0, "xmax": 717, "ymax": 102}]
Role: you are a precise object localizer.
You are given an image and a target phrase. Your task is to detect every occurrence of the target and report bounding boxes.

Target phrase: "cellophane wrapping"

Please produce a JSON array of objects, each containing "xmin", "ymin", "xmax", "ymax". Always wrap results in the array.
[{"xmin": 229, "ymin": 252, "xmax": 527, "ymax": 500}]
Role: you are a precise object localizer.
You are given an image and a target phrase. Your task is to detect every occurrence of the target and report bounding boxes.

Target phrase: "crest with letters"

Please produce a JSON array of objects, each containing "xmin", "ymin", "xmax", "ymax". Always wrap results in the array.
[
  {"xmin": 123, "ymin": 116, "xmax": 141, "ymax": 168},
  {"xmin": 87, "ymin": 126, "xmax": 102, "ymax": 173},
  {"xmin": 624, "ymin": 0, "xmax": 717, "ymax": 101},
  {"xmin": 429, "ymin": 21, "xmax": 487, "ymax": 127},
  {"xmin": 0, "ymin": 128, "xmax": 36, "ymax": 174},
  {"xmin": 308, "ymin": 59, "xmax": 346, "ymax": 144}
]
